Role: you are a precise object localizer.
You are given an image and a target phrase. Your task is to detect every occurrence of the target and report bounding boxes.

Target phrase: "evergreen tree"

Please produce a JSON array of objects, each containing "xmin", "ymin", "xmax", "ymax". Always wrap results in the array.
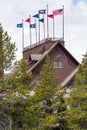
[
  {"xmin": 66, "ymin": 85, "xmax": 87, "ymax": 130},
  {"xmin": 33, "ymin": 55, "xmax": 67, "ymax": 130},
  {"xmin": 74, "ymin": 52, "xmax": 87, "ymax": 86},
  {"xmin": 35, "ymin": 55, "xmax": 58, "ymax": 100},
  {"xmin": 0, "ymin": 59, "xmax": 33, "ymax": 130},
  {"xmin": 0, "ymin": 23, "xmax": 16, "ymax": 129},
  {"xmin": 66, "ymin": 52, "xmax": 87, "ymax": 129},
  {"xmin": 0, "ymin": 23, "xmax": 16, "ymax": 85},
  {"xmin": 0, "ymin": 55, "xmax": 68, "ymax": 130}
]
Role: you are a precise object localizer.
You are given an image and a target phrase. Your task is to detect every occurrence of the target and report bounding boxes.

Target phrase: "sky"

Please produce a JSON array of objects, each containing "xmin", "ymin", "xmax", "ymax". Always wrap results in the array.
[{"xmin": 0, "ymin": 0, "xmax": 87, "ymax": 63}]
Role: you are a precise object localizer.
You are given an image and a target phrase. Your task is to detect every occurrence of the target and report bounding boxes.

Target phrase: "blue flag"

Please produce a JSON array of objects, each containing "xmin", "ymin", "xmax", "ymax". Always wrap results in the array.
[
  {"xmin": 39, "ymin": 18, "xmax": 44, "ymax": 23},
  {"xmin": 16, "ymin": 23, "xmax": 23, "ymax": 28},
  {"xmin": 39, "ymin": 9, "xmax": 46, "ymax": 14},
  {"xmin": 33, "ymin": 14, "xmax": 39, "ymax": 18},
  {"xmin": 30, "ymin": 23, "xmax": 36, "ymax": 28}
]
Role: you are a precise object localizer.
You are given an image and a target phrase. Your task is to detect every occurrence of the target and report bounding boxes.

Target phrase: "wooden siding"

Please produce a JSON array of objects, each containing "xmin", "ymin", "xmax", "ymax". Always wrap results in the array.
[{"xmin": 23, "ymin": 39, "xmax": 79, "ymax": 87}]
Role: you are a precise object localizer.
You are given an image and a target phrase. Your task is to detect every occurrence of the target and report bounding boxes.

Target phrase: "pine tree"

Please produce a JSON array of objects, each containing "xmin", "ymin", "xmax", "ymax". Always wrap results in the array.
[
  {"xmin": 0, "ymin": 59, "xmax": 33, "ymax": 130},
  {"xmin": 0, "ymin": 23, "xmax": 16, "ymax": 86},
  {"xmin": 74, "ymin": 52, "xmax": 87, "ymax": 86},
  {"xmin": 35, "ymin": 55, "xmax": 58, "ymax": 101},
  {"xmin": 66, "ymin": 85, "xmax": 87, "ymax": 129},
  {"xmin": 0, "ymin": 23, "xmax": 16, "ymax": 130},
  {"xmin": 66, "ymin": 52, "xmax": 87, "ymax": 129},
  {"xmin": 33, "ymin": 55, "xmax": 67, "ymax": 130}
]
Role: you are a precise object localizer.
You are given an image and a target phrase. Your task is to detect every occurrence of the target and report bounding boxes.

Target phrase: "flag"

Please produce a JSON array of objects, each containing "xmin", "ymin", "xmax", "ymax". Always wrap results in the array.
[
  {"xmin": 39, "ymin": 18, "xmax": 44, "ymax": 23},
  {"xmin": 30, "ymin": 23, "xmax": 36, "ymax": 28},
  {"xmin": 53, "ymin": 9, "xmax": 63, "ymax": 15},
  {"xmin": 48, "ymin": 14, "xmax": 54, "ymax": 19},
  {"xmin": 16, "ymin": 23, "xmax": 23, "ymax": 28},
  {"xmin": 25, "ymin": 18, "xmax": 30, "ymax": 23},
  {"xmin": 33, "ymin": 14, "xmax": 39, "ymax": 18},
  {"xmin": 39, "ymin": 9, "xmax": 46, "ymax": 14}
]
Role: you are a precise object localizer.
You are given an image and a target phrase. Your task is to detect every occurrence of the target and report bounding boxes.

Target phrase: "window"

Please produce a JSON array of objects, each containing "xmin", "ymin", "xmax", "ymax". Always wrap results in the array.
[{"xmin": 53, "ymin": 61, "xmax": 62, "ymax": 68}]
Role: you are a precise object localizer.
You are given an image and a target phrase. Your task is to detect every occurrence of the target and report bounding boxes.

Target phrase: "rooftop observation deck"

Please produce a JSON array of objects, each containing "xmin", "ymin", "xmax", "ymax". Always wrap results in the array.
[{"xmin": 23, "ymin": 37, "xmax": 63, "ymax": 52}]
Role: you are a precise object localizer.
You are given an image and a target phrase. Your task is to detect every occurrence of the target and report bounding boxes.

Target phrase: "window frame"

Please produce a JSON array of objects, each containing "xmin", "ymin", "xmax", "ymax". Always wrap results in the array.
[{"xmin": 53, "ymin": 61, "xmax": 62, "ymax": 68}]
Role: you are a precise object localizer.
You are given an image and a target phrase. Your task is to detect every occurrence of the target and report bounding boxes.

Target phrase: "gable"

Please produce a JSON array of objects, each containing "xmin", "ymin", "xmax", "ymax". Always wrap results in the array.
[{"xmin": 23, "ymin": 38, "xmax": 79, "ymax": 87}]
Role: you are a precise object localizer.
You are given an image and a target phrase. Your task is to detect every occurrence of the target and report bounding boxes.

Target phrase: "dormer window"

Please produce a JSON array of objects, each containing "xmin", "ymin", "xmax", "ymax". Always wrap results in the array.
[
  {"xmin": 53, "ymin": 61, "xmax": 62, "ymax": 68},
  {"xmin": 30, "ymin": 54, "xmax": 42, "ymax": 61}
]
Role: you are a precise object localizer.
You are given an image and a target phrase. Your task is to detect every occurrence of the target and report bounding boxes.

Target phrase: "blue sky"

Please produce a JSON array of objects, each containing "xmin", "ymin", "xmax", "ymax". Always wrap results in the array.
[
  {"xmin": 73, "ymin": 0, "xmax": 80, "ymax": 5},
  {"xmin": 0, "ymin": 0, "xmax": 87, "ymax": 63},
  {"xmin": 73, "ymin": 0, "xmax": 87, "ymax": 5}
]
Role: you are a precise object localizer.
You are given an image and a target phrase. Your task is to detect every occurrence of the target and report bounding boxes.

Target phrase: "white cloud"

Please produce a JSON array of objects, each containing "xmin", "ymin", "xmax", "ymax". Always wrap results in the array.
[{"xmin": 0, "ymin": 0, "xmax": 87, "ymax": 63}]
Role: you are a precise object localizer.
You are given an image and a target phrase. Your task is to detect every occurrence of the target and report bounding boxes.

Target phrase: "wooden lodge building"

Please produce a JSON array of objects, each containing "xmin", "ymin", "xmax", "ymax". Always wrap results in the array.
[{"xmin": 23, "ymin": 37, "xmax": 79, "ymax": 88}]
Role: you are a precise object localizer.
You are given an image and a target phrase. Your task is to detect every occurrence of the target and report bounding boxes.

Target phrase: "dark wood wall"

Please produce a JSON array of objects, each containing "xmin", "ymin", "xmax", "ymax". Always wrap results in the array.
[{"xmin": 23, "ymin": 40, "xmax": 79, "ymax": 87}]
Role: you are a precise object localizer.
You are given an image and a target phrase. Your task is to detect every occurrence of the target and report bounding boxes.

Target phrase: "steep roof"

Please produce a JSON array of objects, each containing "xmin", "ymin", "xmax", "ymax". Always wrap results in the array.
[{"xmin": 27, "ymin": 38, "xmax": 79, "ymax": 86}]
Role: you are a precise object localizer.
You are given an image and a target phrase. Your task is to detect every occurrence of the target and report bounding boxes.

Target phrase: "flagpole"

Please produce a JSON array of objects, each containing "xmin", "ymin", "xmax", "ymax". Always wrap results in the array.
[
  {"xmin": 22, "ymin": 19, "xmax": 24, "ymax": 50},
  {"xmin": 38, "ymin": 12, "xmax": 40, "ymax": 44},
  {"xmin": 43, "ymin": 15, "xmax": 45, "ymax": 39},
  {"xmin": 29, "ymin": 15, "xmax": 32, "ymax": 46},
  {"xmin": 53, "ymin": 16, "xmax": 54, "ymax": 41},
  {"xmin": 47, "ymin": 5, "xmax": 49, "ymax": 38},
  {"xmin": 63, "ymin": 5, "xmax": 64, "ymax": 41},
  {"xmin": 35, "ymin": 19, "xmax": 37, "ymax": 44}
]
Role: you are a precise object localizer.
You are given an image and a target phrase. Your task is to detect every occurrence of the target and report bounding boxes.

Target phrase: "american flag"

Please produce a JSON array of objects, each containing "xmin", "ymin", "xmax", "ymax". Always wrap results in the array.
[{"xmin": 53, "ymin": 9, "xmax": 63, "ymax": 15}]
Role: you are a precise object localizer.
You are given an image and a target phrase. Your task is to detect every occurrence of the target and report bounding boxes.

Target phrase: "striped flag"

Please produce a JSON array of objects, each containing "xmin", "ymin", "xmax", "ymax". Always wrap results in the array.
[{"xmin": 53, "ymin": 9, "xmax": 63, "ymax": 15}]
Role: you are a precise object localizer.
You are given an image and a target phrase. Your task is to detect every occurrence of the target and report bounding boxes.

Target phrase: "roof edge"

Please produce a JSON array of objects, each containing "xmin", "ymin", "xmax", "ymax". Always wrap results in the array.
[{"xmin": 61, "ymin": 67, "xmax": 79, "ymax": 87}]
